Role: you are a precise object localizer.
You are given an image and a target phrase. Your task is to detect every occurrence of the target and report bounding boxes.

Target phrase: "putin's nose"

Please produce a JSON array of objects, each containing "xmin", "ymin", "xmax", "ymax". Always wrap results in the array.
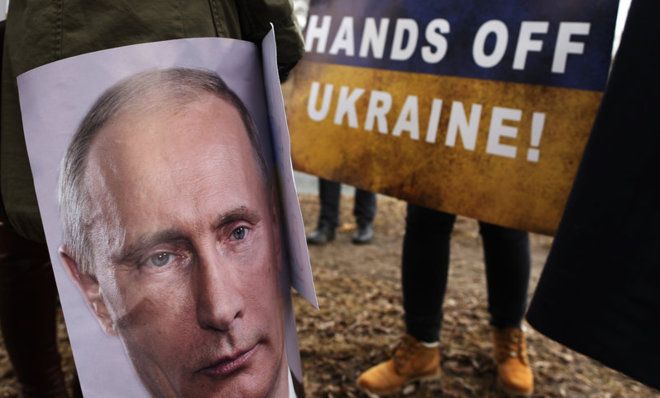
[{"xmin": 194, "ymin": 251, "xmax": 244, "ymax": 331}]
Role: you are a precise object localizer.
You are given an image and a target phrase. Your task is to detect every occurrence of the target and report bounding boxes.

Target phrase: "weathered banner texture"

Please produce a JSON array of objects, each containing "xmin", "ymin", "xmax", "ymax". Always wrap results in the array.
[{"xmin": 285, "ymin": 0, "xmax": 618, "ymax": 234}]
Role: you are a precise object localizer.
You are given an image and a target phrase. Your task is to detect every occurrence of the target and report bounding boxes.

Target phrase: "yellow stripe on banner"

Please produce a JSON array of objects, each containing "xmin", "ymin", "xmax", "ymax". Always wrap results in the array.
[{"xmin": 284, "ymin": 61, "xmax": 603, "ymax": 234}]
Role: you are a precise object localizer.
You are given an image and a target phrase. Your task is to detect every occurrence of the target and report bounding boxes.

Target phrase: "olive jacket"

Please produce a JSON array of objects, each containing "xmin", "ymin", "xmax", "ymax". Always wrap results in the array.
[{"xmin": 0, "ymin": 0, "xmax": 303, "ymax": 242}]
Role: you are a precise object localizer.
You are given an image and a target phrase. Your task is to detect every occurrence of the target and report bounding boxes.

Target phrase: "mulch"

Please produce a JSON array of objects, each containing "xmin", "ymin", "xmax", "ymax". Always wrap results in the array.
[{"xmin": 0, "ymin": 195, "xmax": 657, "ymax": 398}]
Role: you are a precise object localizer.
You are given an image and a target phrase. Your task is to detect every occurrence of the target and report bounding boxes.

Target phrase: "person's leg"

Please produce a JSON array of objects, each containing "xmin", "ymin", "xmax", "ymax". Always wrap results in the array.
[
  {"xmin": 0, "ymin": 226, "xmax": 69, "ymax": 398},
  {"xmin": 352, "ymin": 189, "xmax": 377, "ymax": 244},
  {"xmin": 353, "ymin": 189, "xmax": 376, "ymax": 226},
  {"xmin": 478, "ymin": 221, "xmax": 533, "ymax": 396},
  {"xmin": 403, "ymin": 205, "xmax": 456, "ymax": 342},
  {"xmin": 478, "ymin": 222, "xmax": 530, "ymax": 328},
  {"xmin": 357, "ymin": 205, "xmax": 454, "ymax": 394},
  {"xmin": 307, "ymin": 178, "xmax": 341, "ymax": 244},
  {"xmin": 318, "ymin": 178, "xmax": 341, "ymax": 229}
]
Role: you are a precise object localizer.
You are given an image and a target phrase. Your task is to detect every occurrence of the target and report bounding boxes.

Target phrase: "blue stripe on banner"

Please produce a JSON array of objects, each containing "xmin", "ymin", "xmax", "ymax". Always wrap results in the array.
[{"xmin": 304, "ymin": 0, "xmax": 618, "ymax": 91}]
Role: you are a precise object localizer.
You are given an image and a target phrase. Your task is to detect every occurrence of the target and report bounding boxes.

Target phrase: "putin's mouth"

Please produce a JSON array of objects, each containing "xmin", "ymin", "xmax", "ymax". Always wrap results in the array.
[{"xmin": 197, "ymin": 343, "xmax": 259, "ymax": 378}]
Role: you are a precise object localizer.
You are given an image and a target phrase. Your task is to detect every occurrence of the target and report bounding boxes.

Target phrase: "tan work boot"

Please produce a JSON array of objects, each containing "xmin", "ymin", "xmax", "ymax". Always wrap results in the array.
[
  {"xmin": 357, "ymin": 334, "xmax": 441, "ymax": 396},
  {"xmin": 493, "ymin": 327, "xmax": 534, "ymax": 397}
]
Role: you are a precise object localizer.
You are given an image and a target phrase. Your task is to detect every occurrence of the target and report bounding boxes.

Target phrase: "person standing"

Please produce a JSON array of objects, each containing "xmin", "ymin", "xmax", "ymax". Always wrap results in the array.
[
  {"xmin": 306, "ymin": 178, "xmax": 377, "ymax": 245},
  {"xmin": 0, "ymin": 1, "xmax": 303, "ymax": 396},
  {"xmin": 357, "ymin": 205, "xmax": 534, "ymax": 397}
]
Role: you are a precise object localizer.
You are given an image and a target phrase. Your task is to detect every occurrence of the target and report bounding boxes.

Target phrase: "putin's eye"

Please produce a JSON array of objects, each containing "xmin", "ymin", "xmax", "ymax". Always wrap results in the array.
[
  {"xmin": 148, "ymin": 252, "xmax": 174, "ymax": 267},
  {"xmin": 230, "ymin": 226, "xmax": 248, "ymax": 241}
]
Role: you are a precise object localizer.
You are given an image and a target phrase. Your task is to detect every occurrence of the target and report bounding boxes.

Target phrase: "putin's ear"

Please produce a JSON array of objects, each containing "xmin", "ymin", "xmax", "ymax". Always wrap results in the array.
[{"xmin": 59, "ymin": 247, "xmax": 117, "ymax": 336}]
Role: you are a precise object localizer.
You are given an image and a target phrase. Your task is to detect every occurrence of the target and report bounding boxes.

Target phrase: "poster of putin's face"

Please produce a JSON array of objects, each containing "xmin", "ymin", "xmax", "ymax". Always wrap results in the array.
[{"xmin": 18, "ymin": 33, "xmax": 315, "ymax": 397}]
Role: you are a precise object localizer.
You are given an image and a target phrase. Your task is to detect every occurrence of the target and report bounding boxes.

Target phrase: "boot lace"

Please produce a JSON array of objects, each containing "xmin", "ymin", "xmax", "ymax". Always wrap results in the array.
[
  {"xmin": 392, "ymin": 335, "xmax": 419, "ymax": 369},
  {"xmin": 494, "ymin": 328, "xmax": 528, "ymax": 365}
]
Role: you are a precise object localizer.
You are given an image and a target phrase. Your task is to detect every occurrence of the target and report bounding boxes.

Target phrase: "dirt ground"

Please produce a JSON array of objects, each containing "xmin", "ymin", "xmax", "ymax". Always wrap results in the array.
[
  {"xmin": 294, "ymin": 195, "xmax": 658, "ymax": 398},
  {"xmin": 0, "ymin": 194, "xmax": 657, "ymax": 397}
]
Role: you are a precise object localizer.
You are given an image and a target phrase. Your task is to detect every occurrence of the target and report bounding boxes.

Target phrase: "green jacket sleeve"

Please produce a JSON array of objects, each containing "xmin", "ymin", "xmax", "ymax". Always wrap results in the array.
[{"xmin": 233, "ymin": 0, "xmax": 305, "ymax": 81}]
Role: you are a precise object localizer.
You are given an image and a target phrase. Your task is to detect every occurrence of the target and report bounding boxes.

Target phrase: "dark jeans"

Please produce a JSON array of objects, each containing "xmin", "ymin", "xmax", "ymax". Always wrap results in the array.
[
  {"xmin": 0, "ymin": 225, "xmax": 82, "ymax": 398},
  {"xmin": 318, "ymin": 178, "xmax": 376, "ymax": 228},
  {"xmin": 402, "ymin": 204, "xmax": 531, "ymax": 343}
]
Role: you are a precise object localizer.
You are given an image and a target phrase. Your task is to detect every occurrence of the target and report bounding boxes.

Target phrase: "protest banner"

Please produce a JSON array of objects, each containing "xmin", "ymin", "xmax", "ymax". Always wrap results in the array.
[
  {"xmin": 285, "ymin": 0, "xmax": 618, "ymax": 234},
  {"xmin": 18, "ymin": 31, "xmax": 315, "ymax": 397}
]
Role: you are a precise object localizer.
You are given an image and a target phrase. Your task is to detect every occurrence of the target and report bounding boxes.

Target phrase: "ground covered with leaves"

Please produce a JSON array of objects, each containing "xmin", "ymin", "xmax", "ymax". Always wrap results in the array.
[
  {"xmin": 0, "ymin": 195, "xmax": 657, "ymax": 397},
  {"xmin": 294, "ymin": 195, "xmax": 657, "ymax": 398}
]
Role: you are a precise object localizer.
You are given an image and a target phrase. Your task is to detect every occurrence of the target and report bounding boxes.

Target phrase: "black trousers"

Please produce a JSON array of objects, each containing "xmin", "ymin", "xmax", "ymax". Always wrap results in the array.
[
  {"xmin": 402, "ymin": 204, "xmax": 531, "ymax": 343},
  {"xmin": 318, "ymin": 178, "xmax": 376, "ymax": 228},
  {"xmin": 0, "ymin": 224, "xmax": 82, "ymax": 398}
]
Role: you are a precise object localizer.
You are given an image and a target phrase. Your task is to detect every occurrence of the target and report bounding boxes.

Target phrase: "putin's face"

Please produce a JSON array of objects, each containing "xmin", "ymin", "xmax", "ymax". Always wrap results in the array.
[{"xmin": 62, "ymin": 95, "xmax": 288, "ymax": 397}]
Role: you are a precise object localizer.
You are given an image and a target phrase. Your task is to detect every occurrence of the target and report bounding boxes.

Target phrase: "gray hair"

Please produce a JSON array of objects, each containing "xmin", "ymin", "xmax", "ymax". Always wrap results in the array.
[{"xmin": 58, "ymin": 68, "xmax": 270, "ymax": 275}]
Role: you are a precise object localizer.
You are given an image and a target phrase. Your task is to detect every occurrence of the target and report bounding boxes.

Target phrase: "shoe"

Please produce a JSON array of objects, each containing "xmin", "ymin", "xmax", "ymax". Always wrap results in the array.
[
  {"xmin": 357, "ymin": 334, "xmax": 441, "ymax": 396},
  {"xmin": 493, "ymin": 327, "xmax": 534, "ymax": 397},
  {"xmin": 306, "ymin": 224, "xmax": 335, "ymax": 245},
  {"xmin": 352, "ymin": 223, "xmax": 374, "ymax": 244}
]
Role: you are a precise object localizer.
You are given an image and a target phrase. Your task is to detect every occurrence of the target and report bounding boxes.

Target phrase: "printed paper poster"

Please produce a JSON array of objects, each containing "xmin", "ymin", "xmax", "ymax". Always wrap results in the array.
[{"xmin": 18, "ymin": 32, "xmax": 315, "ymax": 397}]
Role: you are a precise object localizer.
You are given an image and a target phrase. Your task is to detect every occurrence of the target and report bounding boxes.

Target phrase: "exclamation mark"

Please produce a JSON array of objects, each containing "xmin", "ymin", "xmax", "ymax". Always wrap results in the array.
[{"xmin": 527, "ymin": 112, "xmax": 545, "ymax": 162}]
